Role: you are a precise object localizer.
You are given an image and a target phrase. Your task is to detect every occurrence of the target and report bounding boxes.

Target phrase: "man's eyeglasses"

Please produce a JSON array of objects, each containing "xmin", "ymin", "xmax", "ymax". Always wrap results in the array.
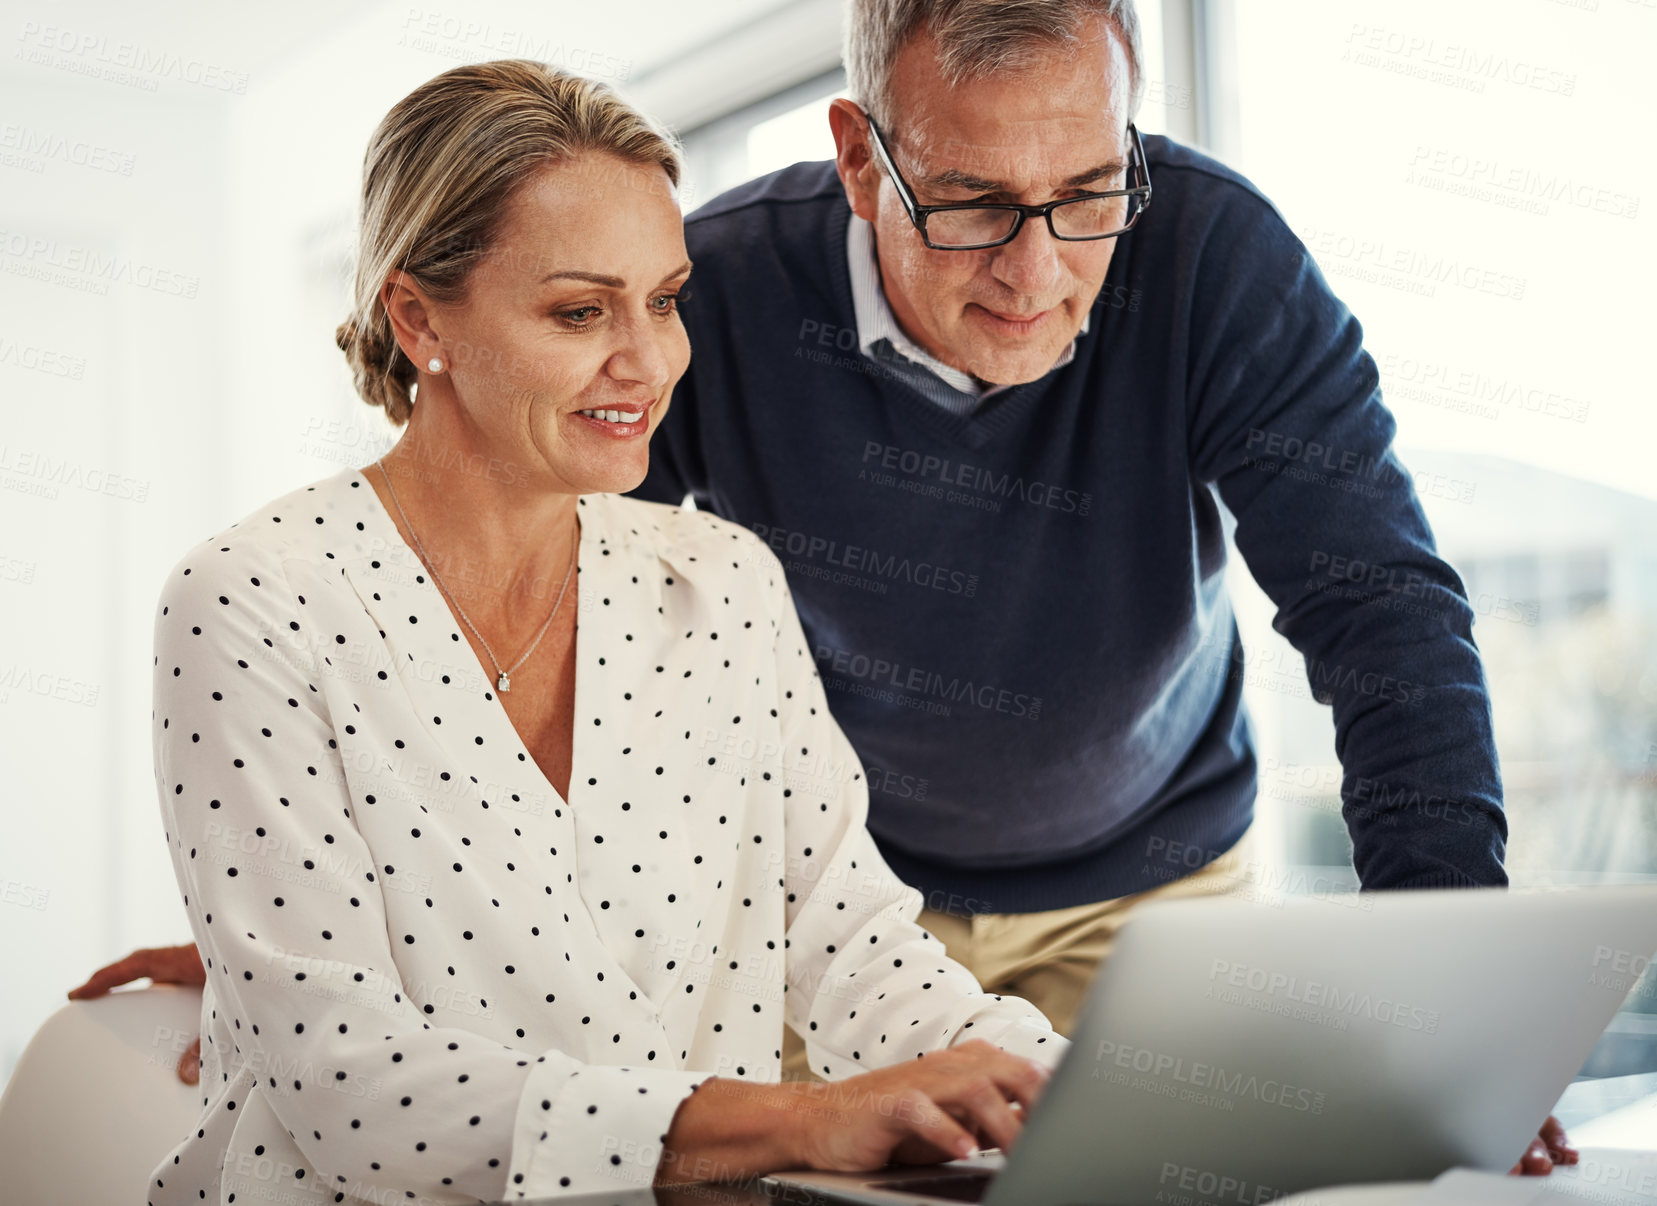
[{"xmin": 862, "ymin": 109, "xmax": 1152, "ymax": 251}]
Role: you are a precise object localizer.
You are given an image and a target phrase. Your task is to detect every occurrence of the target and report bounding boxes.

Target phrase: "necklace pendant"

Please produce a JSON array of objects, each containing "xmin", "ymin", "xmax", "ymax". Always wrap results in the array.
[{"xmin": 497, "ymin": 673, "xmax": 511, "ymax": 693}]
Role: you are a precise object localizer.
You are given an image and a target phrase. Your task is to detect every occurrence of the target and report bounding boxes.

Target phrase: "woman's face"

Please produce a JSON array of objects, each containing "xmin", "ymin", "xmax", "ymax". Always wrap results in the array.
[{"xmin": 397, "ymin": 151, "xmax": 692, "ymax": 496}]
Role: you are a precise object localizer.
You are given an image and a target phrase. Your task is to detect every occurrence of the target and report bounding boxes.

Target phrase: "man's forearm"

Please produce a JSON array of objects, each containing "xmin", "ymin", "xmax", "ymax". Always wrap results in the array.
[{"xmin": 1230, "ymin": 456, "xmax": 1508, "ymax": 887}]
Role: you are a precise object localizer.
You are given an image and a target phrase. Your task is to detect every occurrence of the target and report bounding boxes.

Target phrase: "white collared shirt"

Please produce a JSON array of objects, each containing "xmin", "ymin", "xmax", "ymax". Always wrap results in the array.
[
  {"xmin": 846, "ymin": 213, "xmax": 1089, "ymax": 415},
  {"xmin": 147, "ymin": 466, "xmax": 1065, "ymax": 1206}
]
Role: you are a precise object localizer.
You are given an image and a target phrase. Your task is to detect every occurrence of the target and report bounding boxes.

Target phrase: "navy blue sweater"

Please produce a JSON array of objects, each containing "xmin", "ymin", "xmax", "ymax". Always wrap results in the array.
[{"xmin": 630, "ymin": 137, "xmax": 1507, "ymax": 912}]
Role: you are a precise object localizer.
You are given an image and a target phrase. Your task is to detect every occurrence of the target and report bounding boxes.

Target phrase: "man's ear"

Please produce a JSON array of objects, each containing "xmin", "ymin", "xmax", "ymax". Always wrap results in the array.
[
  {"xmin": 828, "ymin": 99, "xmax": 881, "ymax": 224},
  {"xmin": 381, "ymin": 270, "xmax": 443, "ymax": 370}
]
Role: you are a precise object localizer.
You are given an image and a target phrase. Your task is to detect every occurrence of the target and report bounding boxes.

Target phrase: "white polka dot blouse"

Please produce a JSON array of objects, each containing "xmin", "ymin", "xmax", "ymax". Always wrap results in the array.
[{"xmin": 147, "ymin": 466, "xmax": 1066, "ymax": 1206}]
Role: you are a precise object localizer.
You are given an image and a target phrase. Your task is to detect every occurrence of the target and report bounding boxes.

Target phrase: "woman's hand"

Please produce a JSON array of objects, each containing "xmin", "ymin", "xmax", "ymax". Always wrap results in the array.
[
  {"xmin": 68, "ymin": 943, "xmax": 205, "ymax": 1084},
  {"xmin": 792, "ymin": 1039, "xmax": 1051, "ymax": 1171},
  {"xmin": 656, "ymin": 1039, "xmax": 1051, "ymax": 1187}
]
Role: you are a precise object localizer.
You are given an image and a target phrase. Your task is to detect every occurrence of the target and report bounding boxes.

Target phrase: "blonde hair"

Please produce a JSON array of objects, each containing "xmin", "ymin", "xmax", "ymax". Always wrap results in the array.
[
  {"xmin": 845, "ymin": 0, "xmax": 1145, "ymax": 128},
  {"xmin": 335, "ymin": 59, "xmax": 682, "ymax": 424}
]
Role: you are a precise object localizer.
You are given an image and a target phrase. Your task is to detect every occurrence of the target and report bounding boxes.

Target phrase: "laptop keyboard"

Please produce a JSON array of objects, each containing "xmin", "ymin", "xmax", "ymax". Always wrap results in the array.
[{"xmin": 863, "ymin": 1169, "xmax": 995, "ymax": 1201}]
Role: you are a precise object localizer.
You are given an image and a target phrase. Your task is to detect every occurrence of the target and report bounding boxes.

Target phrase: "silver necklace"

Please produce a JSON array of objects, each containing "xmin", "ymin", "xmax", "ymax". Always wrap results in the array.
[{"xmin": 376, "ymin": 458, "xmax": 576, "ymax": 694}]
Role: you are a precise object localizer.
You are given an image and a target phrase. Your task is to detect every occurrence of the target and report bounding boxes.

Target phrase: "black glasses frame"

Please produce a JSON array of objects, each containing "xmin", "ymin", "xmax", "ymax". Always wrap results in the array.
[{"xmin": 862, "ymin": 109, "xmax": 1153, "ymax": 251}]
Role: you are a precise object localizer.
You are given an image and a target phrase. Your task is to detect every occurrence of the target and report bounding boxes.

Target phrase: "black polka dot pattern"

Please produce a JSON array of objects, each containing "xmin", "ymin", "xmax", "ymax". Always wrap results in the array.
[{"xmin": 144, "ymin": 468, "xmax": 1063, "ymax": 1205}]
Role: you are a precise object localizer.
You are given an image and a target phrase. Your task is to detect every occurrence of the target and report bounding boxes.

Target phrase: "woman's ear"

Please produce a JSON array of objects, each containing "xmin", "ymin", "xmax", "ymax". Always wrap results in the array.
[{"xmin": 381, "ymin": 270, "xmax": 443, "ymax": 371}]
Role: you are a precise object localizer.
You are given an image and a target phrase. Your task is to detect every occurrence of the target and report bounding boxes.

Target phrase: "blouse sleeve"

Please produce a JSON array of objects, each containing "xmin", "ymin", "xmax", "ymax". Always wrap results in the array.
[
  {"xmin": 151, "ymin": 545, "xmax": 709, "ymax": 1205},
  {"xmin": 748, "ymin": 544, "xmax": 1072, "ymax": 1078}
]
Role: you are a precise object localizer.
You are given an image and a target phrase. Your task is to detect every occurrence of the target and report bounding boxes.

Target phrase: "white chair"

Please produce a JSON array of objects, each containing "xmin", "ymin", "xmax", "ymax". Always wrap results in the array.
[{"xmin": 0, "ymin": 984, "xmax": 203, "ymax": 1203}]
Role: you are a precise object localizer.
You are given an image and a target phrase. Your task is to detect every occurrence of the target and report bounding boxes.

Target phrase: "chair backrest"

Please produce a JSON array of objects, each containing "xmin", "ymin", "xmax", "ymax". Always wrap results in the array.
[{"xmin": 0, "ymin": 984, "xmax": 204, "ymax": 1203}]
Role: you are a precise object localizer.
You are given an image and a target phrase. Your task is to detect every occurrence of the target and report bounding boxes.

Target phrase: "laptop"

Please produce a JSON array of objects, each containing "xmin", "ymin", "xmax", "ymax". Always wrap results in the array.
[{"xmin": 762, "ymin": 882, "xmax": 1657, "ymax": 1205}]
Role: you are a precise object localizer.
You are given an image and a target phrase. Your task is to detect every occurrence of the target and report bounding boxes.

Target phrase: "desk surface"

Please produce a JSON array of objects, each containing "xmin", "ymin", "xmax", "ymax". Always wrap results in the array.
[{"xmin": 489, "ymin": 1076, "xmax": 1657, "ymax": 1206}]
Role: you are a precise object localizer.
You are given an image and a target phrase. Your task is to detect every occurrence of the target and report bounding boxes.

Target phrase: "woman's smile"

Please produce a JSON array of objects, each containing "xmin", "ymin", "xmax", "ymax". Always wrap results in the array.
[{"xmin": 571, "ymin": 400, "xmax": 653, "ymax": 438}]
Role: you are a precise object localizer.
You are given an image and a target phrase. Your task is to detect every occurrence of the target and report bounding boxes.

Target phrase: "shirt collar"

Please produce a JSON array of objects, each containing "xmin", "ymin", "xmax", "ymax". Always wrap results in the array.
[{"xmin": 845, "ymin": 213, "xmax": 1088, "ymax": 402}]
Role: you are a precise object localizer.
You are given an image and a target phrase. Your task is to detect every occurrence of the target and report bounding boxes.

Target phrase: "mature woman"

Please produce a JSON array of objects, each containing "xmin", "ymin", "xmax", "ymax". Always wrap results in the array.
[{"xmin": 143, "ymin": 60, "xmax": 1061, "ymax": 1206}]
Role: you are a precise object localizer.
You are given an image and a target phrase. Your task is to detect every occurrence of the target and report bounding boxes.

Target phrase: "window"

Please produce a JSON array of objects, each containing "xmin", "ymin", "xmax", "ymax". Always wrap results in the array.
[
  {"xmin": 678, "ymin": 70, "xmax": 846, "ymax": 213},
  {"xmin": 1220, "ymin": 2, "xmax": 1657, "ymax": 925}
]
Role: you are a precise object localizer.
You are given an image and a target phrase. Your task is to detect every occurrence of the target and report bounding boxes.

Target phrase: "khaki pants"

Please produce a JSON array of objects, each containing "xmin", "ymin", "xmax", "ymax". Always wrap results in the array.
[{"xmin": 779, "ymin": 828, "xmax": 1256, "ymax": 1081}]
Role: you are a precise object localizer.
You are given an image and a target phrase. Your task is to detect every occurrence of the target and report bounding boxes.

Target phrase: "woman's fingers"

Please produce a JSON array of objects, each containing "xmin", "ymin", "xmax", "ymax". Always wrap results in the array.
[
  {"xmin": 925, "ymin": 1040, "xmax": 1051, "ymax": 1115},
  {"xmin": 797, "ymin": 1039, "xmax": 1055, "ymax": 1173},
  {"xmin": 905, "ymin": 1041, "xmax": 1051, "ymax": 1156},
  {"xmin": 938, "ymin": 1073, "xmax": 1024, "ymax": 1155},
  {"xmin": 891, "ymin": 1088, "xmax": 981, "ymax": 1161}
]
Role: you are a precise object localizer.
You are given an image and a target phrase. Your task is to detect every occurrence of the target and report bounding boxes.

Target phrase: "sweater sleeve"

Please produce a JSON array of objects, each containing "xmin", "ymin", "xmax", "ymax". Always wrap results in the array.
[
  {"xmin": 744, "ymin": 538, "xmax": 1070, "ymax": 1075},
  {"xmin": 1183, "ymin": 186, "xmax": 1507, "ymax": 890},
  {"xmin": 151, "ymin": 543, "xmax": 710, "ymax": 1205}
]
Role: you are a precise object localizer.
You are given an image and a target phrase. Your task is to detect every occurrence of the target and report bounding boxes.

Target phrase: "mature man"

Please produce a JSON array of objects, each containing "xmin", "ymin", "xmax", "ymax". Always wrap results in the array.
[
  {"xmin": 631, "ymin": 0, "xmax": 1565, "ymax": 1167},
  {"xmin": 641, "ymin": 0, "xmax": 1508, "ymax": 1020},
  {"xmin": 74, "ymin": 0, "xmax": 1572, "ymax": 1173}
]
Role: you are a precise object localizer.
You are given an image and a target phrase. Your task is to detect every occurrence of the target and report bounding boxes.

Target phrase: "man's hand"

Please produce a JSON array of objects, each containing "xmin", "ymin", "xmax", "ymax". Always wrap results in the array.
[
  {"xmin": 68, "ymin": 943, "xmax": 205, "ymax": 1085},
  {"xmin": 1510, "ymin": 1115, "xmax": 1577, "ymax": 1176}
]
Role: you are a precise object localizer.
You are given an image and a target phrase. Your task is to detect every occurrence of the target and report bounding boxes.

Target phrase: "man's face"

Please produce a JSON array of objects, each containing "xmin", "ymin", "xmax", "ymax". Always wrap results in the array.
[{"xmin": 832, "ymin": 14, "xmax": 1135, "ymax": 387}]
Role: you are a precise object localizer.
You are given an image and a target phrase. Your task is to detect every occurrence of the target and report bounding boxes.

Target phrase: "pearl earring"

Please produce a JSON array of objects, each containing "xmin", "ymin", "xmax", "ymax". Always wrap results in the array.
[{"xmin": 427, "ymin": 357, "xmax": 443, "ymax": 373}]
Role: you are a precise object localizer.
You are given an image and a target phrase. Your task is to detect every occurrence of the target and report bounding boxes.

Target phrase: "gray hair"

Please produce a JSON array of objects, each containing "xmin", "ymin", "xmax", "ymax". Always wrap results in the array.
[{"xmin": 844, "ymin": 0, "xmax": 1144, "ymax": 130}]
